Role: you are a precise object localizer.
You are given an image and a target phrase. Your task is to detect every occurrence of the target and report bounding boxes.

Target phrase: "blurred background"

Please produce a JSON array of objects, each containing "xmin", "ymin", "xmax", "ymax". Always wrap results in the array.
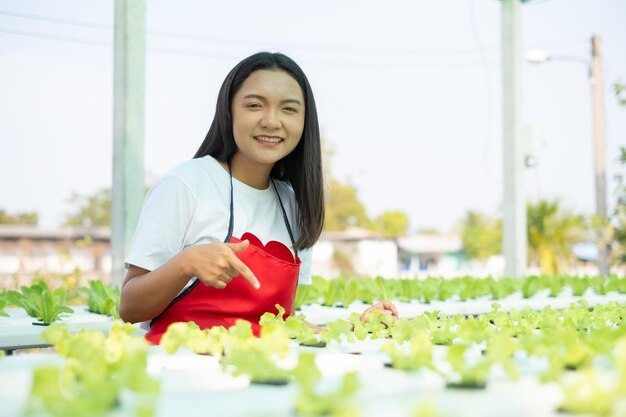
[{"xmin": 0, "ymin": 0, "xmax": 625, "ymax": 285}]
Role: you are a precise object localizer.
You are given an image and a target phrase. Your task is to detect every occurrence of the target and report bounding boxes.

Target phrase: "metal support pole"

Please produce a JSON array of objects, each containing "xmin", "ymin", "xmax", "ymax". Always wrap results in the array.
[
  {"xmin": 112, "ymin": 0, "xmax": 146, "ymax": 285},
  {"xmin": 590, "ymin": 35, "xmax": 610, "ymax": 276},
  {"xmin": 501, "ymin": 0, "xmax": 527, "ymax": 277}
]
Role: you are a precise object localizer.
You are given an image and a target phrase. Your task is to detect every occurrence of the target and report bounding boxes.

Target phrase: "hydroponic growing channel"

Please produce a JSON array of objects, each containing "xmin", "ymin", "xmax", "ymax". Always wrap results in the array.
[{"xmin": 1, "ymin": 275, "xmax": 626, "ymax": 417}]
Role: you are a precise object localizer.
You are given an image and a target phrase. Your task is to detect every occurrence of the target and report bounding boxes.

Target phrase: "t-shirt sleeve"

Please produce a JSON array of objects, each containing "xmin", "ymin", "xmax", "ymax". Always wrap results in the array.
[
  {"xmin": 297, "ymin": 246, "xmax": 312, "ymax": 285},
  {"xmin": 125, "ymin": 175, "xmax": 196, "ymax": 272}
]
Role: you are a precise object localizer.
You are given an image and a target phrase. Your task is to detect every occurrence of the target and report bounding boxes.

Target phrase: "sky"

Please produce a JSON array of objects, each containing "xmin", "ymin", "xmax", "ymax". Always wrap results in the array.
[{"xmin": 0, "ymin": 0, "xmax": 625, "ymax": 233}]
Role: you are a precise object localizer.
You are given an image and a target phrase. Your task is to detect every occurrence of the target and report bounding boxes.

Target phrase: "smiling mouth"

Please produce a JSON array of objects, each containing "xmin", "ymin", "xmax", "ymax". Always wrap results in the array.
[{"xmin": 254, "ymin": 136, "xmax": 284, "ymax": 143}]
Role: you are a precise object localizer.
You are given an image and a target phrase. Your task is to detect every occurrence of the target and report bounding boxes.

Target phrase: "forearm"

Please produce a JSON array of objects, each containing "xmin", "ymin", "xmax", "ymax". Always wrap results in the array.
[
  {"xmin": 305, "ymin": 321, "xmax": 325, "ymax": 333},
  {"xmin": 119, "ymin": 253, "xmax": 192, "ymax": 323}
]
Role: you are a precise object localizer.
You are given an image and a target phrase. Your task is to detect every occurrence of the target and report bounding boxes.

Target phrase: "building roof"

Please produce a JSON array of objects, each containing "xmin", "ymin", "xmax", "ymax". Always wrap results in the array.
[
  {"xmin": 396, "ymin": 234, "xmax": 463, "ymax": 254},
  {"xmin": 0, "ymin": 225, "xmax": 111, "ymax": 242},
  {"xmin": 319, "ymin": 227, "xmax": 387, "ymax": 241}
]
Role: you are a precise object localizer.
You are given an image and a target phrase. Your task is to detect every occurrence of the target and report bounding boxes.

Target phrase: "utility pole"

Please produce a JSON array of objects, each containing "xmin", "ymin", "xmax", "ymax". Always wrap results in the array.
[
  {"xmin": 590, "ymin": 35, "xmax": 610, "ymax": 276},
  {"xmin": 525, "ymin": 35, "xmax": 610, "ymax": 276},
  {"xmin": 501, "ymin": 0, "xmax": 527, "ymax": 277},
  {"xmin": 111, "ymin": 0, "xmax": 146, "ymax": 285}
]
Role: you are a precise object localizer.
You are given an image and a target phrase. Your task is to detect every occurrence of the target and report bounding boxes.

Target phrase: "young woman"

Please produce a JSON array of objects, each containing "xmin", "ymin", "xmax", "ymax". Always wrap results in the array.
[{"xmin": 119, "ymin": 52, "xmax": 397, "ymax": 344}]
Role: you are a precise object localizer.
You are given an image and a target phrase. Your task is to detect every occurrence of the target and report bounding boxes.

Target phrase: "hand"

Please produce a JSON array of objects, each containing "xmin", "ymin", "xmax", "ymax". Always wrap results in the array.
[
  {"xmin": 360, "ymin": 300, "xmax": 399, "ymax": 323},
  {"xmin": 183, "ymin": 240, "xmax": 260, "ymax": 290}
]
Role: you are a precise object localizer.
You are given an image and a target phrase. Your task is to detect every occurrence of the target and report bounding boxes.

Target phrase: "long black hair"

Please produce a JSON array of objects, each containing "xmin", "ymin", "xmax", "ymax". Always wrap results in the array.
[{"xmin": 194, "ymin": 52, "xmax": 324, "ymax": 250}]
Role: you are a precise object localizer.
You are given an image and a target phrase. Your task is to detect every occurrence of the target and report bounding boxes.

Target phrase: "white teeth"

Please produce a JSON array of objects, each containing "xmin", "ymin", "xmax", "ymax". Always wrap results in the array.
[{"xmin": 255, "ymin": 136, "xmax": 283, "ymax": 143}]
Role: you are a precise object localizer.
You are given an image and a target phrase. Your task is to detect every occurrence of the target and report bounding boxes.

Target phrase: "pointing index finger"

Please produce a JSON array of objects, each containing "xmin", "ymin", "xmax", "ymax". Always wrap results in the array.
[{"xmin": 230, "ymin": 256, "xmax": 260, "ymax": 289}]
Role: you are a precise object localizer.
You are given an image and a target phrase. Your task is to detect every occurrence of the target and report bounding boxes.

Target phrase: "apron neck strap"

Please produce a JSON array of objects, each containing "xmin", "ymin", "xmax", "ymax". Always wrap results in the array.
[
  {"xmin": 270, "ymin": 178, "xmax": 297, "ymax": 250},
  {"xmin": 225, "ymin": 156, "xmax": 235, "ymax": 242},
  {"xmin": 225, "ymin": 157, "xmax": 298, "ymax": 257}
]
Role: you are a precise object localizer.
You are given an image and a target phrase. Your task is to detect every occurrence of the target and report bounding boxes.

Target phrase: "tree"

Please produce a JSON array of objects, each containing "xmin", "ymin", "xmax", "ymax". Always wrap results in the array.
[
  {"xmin": 615, "ymin": 82, "xmax": 626, "ymax": 107},
  {"xmin": 0, "ymin": 209, "xmax": 38, "ymax": 225},
  {"xmin": 64, "ymin": 188, "xmax": 111, "ymax": 227},
  {"xmin": 612, "ymin": 147, "xmax": 626, "ymax": 265},
  {"xmin": 324, "ymin": 179, "xmax": 371, "ymax": 231},
  {"xmin": 460, "ymin": 211, "xmax": 501, "ymax": 261},
  {"xmin": 372, "ymin": 211, "xmax": 409, "ymax": 237},
  {"xmin": 526, "ymin": 200, "xmax": 586, "ymax": 276}
]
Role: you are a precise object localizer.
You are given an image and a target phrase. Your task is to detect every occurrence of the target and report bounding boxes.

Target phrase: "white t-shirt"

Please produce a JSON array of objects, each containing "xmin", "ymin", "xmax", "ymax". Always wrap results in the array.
[{"xmin": 125, "ymin": 155, "xmax": 312, "ymax": 286}]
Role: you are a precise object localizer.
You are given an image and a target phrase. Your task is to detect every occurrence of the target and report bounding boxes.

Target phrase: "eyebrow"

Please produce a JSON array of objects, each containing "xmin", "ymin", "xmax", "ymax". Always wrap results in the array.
[{"xmin": 242, "ymin": 94, "xmax": 302, "ymax": 106}]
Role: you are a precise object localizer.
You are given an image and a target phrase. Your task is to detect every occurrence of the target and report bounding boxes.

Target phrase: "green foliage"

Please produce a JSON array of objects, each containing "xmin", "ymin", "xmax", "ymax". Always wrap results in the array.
[
  {"xmin": 371, "ymin": 210, "xmax": 410, "ymax": 237},
  {"xmin": 616, "ymin": 82, "xmax": 626, "ymax": 107},
  {"xmin": 5, "ymin": 282, "xmax": 72, "ymax": 324},
  {"xmin": 294, "ymin": 284, "xmax": 311, "ymax": 310},
  {"xmin": 324, "ymin": 179, "xmax": 371, "ymax": 231},
  {"xmin": 222, "ymin": 318, "xmax": 291, "ymax": 384},
  {"xmin": 446, "ymin": 343, "xmax": 490, "ymax": 387},
  {"xmin": 613, "ymin": 147, "xmax": 626, "ymax": 265},
  {"xmin": 382, "ymin": 331, "xmax": 435, "ymax": 371},
  {"xmin": 520, "ymin": 275, "xmax": 545, "ymax": 299},
  {"xmin": 221, "ymin": 344, "xmax": 290, "ymax": 384},
  {"xmin": 0, "ymin": 208, "xmax": 38, "ymax": 225},
  {"xmin": 64, "ymin": 187, "xmax": 111, "ymax": 227},
  {"xmin": 321, "ymin": 319, "xmax": 354, "ymax": 345},
  {"xmin": 461, "ymin": 210, "xmax": 502, "ymax": 260},
  {"xmin": 322, "ymin": 278, "xmax": 345, "ymax": 307},
  {"xmin": 80, "ymin": 280, "xmax": 120, "ymax": 318},
  {"xmin": 160, "ymin": 321, "xmax": 228, "ymax": 356},
  {"xmin": 527, "ymin": 199, "xmax": 586, "ymax": 276},
  {"xmin": 0, "ymin": 296, "xmax": 9, "ymax": 317},
  {"xmin": 293, "ymin": 352, "xmax": 360, "ymax": 417},
  {"xmin": 26, "ymin": 323, "xmax": 159, "ymax": 417}
]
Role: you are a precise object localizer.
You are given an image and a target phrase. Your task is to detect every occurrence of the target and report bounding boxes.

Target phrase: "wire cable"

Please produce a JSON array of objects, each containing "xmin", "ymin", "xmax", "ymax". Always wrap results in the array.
[{"xmin": 470, "ymin": 0, "xmax": 500, "ymax": 184}]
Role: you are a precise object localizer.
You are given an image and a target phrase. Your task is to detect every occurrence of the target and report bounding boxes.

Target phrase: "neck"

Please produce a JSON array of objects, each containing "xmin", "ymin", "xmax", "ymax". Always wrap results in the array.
[{"xmin": 224, "ymin": 154, "xmax": 273, "ymax": 189}]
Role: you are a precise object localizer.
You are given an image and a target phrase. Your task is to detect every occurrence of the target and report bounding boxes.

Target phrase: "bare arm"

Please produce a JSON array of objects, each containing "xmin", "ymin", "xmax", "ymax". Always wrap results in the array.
[{"xmin": 119, "ymin": 240, "xmax": 260, "ymax": 323}]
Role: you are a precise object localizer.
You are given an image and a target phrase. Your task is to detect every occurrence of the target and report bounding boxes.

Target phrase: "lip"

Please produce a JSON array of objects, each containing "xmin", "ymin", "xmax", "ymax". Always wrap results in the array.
[{"xmin": 253, "ymin": 135, "xmax": 284, "ymax": 146}]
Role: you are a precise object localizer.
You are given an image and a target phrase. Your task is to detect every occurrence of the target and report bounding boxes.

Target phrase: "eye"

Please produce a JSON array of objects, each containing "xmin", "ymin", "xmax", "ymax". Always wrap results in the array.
[
  {"xmin": 245, "ymin": 103, "xmax": 262, "ymax": 109},
  {"xmin": 283, "ymin": 106, "xmax": 299, "ymax": 113}
]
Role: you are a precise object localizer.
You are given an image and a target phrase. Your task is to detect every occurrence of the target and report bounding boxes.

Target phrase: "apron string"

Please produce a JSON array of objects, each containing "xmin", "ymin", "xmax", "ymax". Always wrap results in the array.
[{"xmin": 270, "ymin": 177, "xmax": 298, "ymax": 258}]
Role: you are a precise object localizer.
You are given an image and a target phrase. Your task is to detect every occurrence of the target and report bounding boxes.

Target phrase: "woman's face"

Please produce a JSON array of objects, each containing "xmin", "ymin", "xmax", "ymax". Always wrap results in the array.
[{"xmin": 231, "ymin": 69, "xmax": 305, "ymax": 172}]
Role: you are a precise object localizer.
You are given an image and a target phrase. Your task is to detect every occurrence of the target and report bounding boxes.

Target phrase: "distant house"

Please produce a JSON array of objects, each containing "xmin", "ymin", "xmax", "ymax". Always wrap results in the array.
[
  {"xmin": 396, "ymin": 234, "xmax": 466, "ymax": 277},
  {"xmin": 312, "ymin": 227, "xmax": 398, "ymax": 278},
  {"xmin": 0, "ymin": 225, "xmax": 111, "ymax": 280},
  {"xmin": 0, "ymin": 225, "xmax": 513, "ymax": 282}
]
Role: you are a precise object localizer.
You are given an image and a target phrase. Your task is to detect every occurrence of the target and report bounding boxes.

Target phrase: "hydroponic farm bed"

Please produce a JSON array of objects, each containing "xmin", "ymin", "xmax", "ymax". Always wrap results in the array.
[{"xmin": 1, "ymin": 276, "xmax": 626, "ymax": 417}]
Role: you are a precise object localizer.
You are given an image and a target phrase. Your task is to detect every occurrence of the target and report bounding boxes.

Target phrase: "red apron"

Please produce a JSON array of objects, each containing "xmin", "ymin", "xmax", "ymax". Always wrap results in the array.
[{"xmin": 145, "ymin": 168, "xmax": 301, "ymax": 345}]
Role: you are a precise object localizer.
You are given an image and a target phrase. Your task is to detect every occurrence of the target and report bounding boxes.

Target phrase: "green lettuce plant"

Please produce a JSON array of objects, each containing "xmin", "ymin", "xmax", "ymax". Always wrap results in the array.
[
  {"xmin": 321, "ymin": 278, "xmax": 343, "ymax": 307},
  {"xmin": 292, "ymin": 352, "xmax": 360, "ymax": 417},
  {"xmin": 567, "ymin": 276, "xmax": 590, "ymax": 296},
  {"xmin": 160, "ymin": 321, "xmax": 228, "ymax": 356},
  {"xmin": 445, "ymin": 343, "xmax": 491, "ymax": 389},
  {"xmin": 320, "ymin": 319, "xmax": 354, "ymax": 345},
  {"xmin": 80, "ymin": 280, "xmax": 120, "ymax": 318},
  {"xmin": 0, "ymin": 297, "xmax": 9, "ymax": 317},
  {"xmin": 381, "ymin": 331, "xmax": 435, "ymax": 371},
  {"xmin": 220, "ymin": 318, "xmax": 292, "ymax": 384},
  {"xmin": 6, "ymin": 283, "xmax": 72, "ymax": 325},
  {"xmin": 259, "ymin": 304, "xmax": 320, "ymax": 345},
  {"xmin": 294, "ymin": 284, "xmax": 312, "ymax": 310},
  {"xmin": 521, "ymin": 275, "xmax": 545, "ymax": 299},
  {"xmin": 26, "ymin": 322, "xmax": 159, "ymax": 417}
]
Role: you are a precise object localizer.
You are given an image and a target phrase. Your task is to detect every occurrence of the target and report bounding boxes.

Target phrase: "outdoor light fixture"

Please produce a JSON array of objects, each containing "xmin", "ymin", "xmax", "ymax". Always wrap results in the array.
[{"xmin": 525, "ymin": 36, "xmax": 610, "ymax": 276}]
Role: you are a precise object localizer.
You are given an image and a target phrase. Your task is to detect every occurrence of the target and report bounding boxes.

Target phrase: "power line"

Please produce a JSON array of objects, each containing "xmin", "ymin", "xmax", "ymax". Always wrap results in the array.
[
  {"xmin": 0, "ymin": 9, "xmax": 502, "ymax": 57},
  {"xmin": 0, "ymin": 10, "xmax": 110, "ymax": 29},
  {"xmin": 0, "ymin": 26, "xmax": 501, "ymax": 69},
  {"xmin": 0, "ymin": 27, "xmax": 110, "ymax": 47},
  {"xmin": 470, "ymin": 0, "xmax": 500, "ymax": 185}
]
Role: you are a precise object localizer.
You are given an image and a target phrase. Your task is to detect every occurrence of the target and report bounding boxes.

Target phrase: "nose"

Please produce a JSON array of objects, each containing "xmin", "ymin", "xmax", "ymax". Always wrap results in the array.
[{"xmin": 260, "ymin": 110, "xmax": 281, "ymax": 129}]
